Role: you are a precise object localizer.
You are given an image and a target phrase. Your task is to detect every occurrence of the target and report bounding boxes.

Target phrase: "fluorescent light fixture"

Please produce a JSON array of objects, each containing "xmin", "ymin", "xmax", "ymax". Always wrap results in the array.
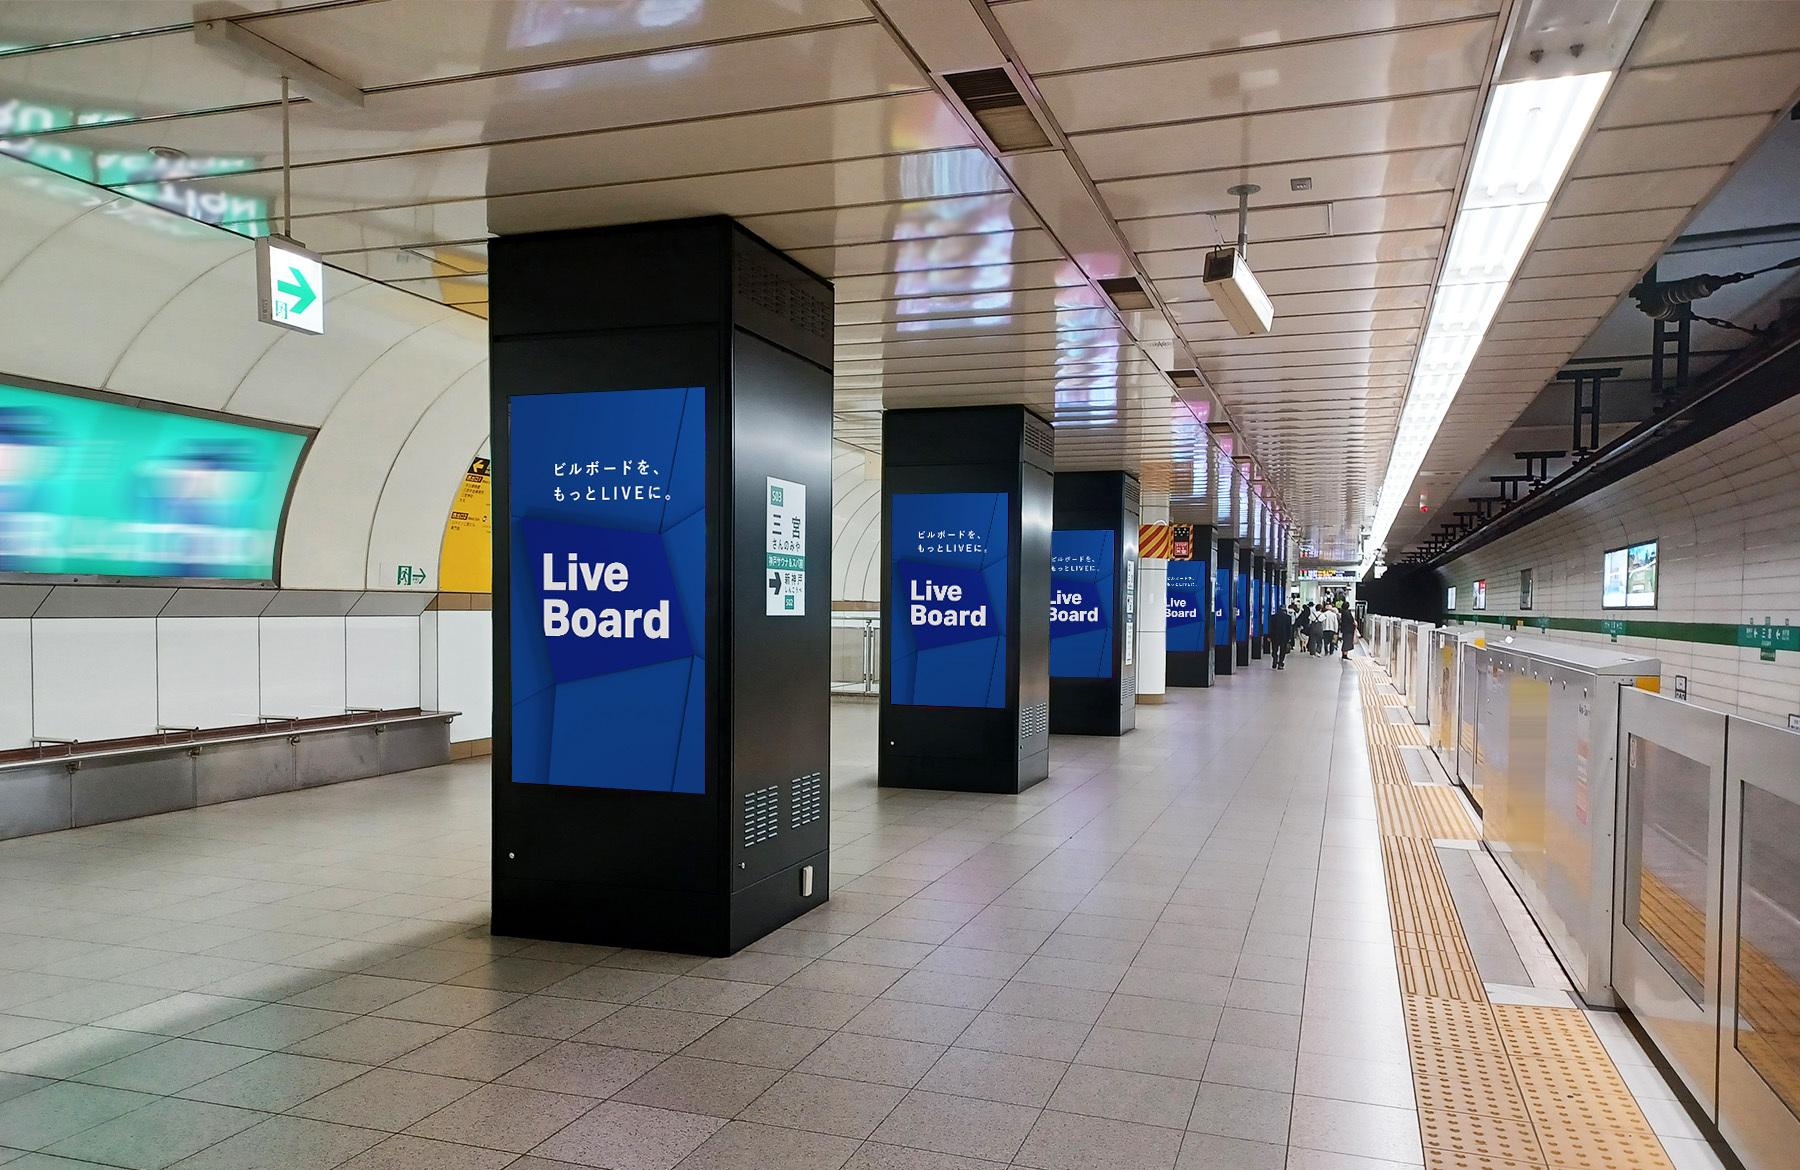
[{"xmin": 1359, "ymin": 69, "xmax": 1610, "ymax": 573}]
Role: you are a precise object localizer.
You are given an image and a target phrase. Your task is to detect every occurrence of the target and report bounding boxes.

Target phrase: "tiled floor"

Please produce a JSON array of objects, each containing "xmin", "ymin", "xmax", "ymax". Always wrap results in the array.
[{"xmin": 0, "ymin": 654, "xmax": 1707, "ymax": 1169}]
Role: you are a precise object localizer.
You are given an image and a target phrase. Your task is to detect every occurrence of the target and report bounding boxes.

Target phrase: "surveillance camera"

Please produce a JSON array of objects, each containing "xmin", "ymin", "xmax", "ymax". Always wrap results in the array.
[{"xmin": 1202, "ymin": 247, "xmax": 1274, "ymax": 336}]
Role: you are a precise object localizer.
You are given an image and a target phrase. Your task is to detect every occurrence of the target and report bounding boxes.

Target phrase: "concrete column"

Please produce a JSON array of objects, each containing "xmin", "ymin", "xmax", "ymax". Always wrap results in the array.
[{"xmin": 1135, "ymin": 491, "xmax": 1169, "ymax": 703}]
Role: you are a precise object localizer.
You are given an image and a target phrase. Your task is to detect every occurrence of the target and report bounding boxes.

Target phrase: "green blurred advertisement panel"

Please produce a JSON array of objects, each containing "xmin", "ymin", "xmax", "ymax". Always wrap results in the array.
[{"xmin": 0, "ymin": 380, "xmax": 308, "ymax": 580}]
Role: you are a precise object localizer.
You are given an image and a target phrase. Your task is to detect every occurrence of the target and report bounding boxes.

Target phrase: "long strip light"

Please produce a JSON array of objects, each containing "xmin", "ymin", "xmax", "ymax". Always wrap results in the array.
[{"xmin": 1360, "ymin": 70, "xmax": 1610, "ymax": 574}]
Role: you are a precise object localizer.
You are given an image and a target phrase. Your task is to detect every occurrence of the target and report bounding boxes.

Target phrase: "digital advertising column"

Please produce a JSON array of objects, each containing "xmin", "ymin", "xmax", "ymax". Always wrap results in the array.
[
  {"xmin": 1215, "ymin": 536, "xmax": 1237, "ymax": 676},
  {"xmin": 490, "ymin": 218, "xmax": 831, "ymax": 955},
  {"xmin": 1250, "ymin": 553, "xmax": 1266, "ymax": 660},
  {"xmin": 1166, "ymin": 522, "xmax": 1214, "ymax": 687},
  {"xmin": 1048, "ymin": 471, "xmax": 1138, "ymax": 736},
  {"xmin": 1236, "ymin": 544, "xmax": 1254, "ymax": 667},
  {"xmin": 881, "ymin": 405, "xmax": 1052, "ymax": 793}
]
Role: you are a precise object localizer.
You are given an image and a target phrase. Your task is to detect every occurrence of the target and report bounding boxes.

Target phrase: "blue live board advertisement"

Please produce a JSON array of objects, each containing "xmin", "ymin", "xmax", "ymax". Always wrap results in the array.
[
  {"xmin": 891, "ymin": 492, "xmax": 1009, "ymax": 708},
  {"xmin": 1235, "ymin": 566, "xmax": 1249, "ymax": 638},
  {"xmin": 1049, "ymin": 529, "xmax": 1114, "ymax": 679},
  {"xmin": 1215, "ymin": 563, "xmax": 1230, "ymax": 644},
  {"xmin": 507, "ymin": 387, "xmax": 706, "ymax": 792},
  {"xmin": 1166, "ymin": 559, "xmax": 1207, "ymax": 653}
]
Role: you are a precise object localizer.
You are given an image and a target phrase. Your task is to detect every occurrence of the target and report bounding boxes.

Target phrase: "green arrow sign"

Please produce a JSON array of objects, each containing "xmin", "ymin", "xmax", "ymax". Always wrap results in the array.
[{"xmin": 277, "ymin": 266, "xmax": 316, "ymax": 315}]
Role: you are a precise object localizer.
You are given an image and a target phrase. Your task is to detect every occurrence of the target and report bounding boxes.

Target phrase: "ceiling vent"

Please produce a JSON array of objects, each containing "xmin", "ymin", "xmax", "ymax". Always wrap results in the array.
[
  {"xmin": 941, "ymin": 67, "xmax": 1053, "ymax": 153},
  {"xmin": 1098, "ymin": 276, "xmax": 1153, "ymax": 311},
  {"xmin": 1169, "ymin": 369, "xmax": 1206, "ymax": 390}
]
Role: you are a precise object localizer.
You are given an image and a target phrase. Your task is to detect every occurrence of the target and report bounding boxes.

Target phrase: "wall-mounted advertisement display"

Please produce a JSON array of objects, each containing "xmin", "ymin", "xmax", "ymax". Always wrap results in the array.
[
  {"xmin": 1215, "ymin": 562, "xmax": 1230, "ymax": 645},
  {"xmin": 1519, "ymin": 567, "xmax": 1534, "ymax": 610},
  {"xmin": 1447, "ymin": 586, "xmax": 1458, "ymax": 610},
  {"xmin": 1603, "ymin": 540, "xmax": 1658, "ymax": 609},
  {"xmin": 890, "ymin": 492, "xmax": 1010, "ymax": 708},
  {"xmin": 1049, "ymin": 529, "xmax": 1114, "ymax": 679},
  {"xmin": 507, "ymin": 386, "xmax": 707, "ymax": 792},
  {"xmin": 1473, "ymin": 579, "xmax": 1487, "ymax": 610},
  {"xmin": 0, "ymin": 379, "xmax": 307, "ymax": 581},
  {"xmin": 1167, "ymin": 558, "xmax": 1207, "ymax": 653}
]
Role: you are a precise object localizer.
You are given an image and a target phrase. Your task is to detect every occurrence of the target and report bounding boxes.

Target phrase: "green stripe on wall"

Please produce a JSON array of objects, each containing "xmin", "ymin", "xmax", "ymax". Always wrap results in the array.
[{"xmin": 1446, "ymin": 612, "xmax": 1798, "ymax": 654}]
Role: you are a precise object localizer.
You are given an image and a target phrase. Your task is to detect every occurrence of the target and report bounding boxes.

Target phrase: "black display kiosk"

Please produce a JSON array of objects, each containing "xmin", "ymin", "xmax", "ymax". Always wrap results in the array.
[
  {"xmin": 880, "ymin": 405, "xmax": 1052, "ymax": 793},
  {"xmin": 1215, "ymin": 536, "xmax": 1237, "ymax": 676},
  {"xmin": 1048, "ymin": 471, "xmax": 1138, "ymax": 736},
  {"xmin": 1167, "ymin": 523, "xmax": 1214, "ymax": 688},
  {"xmin": 489, "ymin": 217, "xmax": 832, "ymax": 955}
]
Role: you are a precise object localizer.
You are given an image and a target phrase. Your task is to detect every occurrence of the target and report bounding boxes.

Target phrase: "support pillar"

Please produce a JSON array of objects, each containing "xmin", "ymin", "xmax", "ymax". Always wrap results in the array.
[
  {"xmin": 1249, "ymin": 553, "xmax": 1266, "ymax": 660},
  {"xmin": 1236, "ymin": 545, "xmax": 1253, "ymax": 668},
  {"xmin": 1134, "ymin": 492, "xmax": 1169, "ymax": 704},
  {"xmin": 1049, "ymin": 472, "xmax": 1138, "ymax": 736},
  {"xmin": 489, "ymin": 217, "xmax": 832, "ymax": 955},
  {"xmin": 1168, "ymin": 523, "xmax": 1214, "ymax": 687},
  {"xmin": 881, "ymin": 405, "xmax": 1052, "ymax": 793},
  {"xmin": 1214, "ymin": 537, "xmax": 1237, "ymax": 676}
]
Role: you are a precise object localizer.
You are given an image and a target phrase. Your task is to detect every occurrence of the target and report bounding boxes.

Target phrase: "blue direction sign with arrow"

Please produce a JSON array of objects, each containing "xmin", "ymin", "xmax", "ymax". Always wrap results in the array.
[{"xmin": 256, "ymin": 236, "xmax": 325, "ymax": 334}]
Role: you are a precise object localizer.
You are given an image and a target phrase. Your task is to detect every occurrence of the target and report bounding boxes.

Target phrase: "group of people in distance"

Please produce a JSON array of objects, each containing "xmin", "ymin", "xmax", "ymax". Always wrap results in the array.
[{"xmin": 1266, "ymin": 595, "xmax": 1357, "ymax": 670}]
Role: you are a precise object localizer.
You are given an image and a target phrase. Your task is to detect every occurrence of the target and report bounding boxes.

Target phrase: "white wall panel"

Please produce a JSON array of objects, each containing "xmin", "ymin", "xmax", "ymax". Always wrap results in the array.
[
  {"xmin": 1441, "ymin": 392, "xmax": 1800, "ymax": 722},
  {"xmin": 32, "ymin": 618, "xmax": 158, "ymax": 742},
  {"xmin": 259, "ymin": 615, "xmax": 347, "ymax": 719},
  {"xmin": 437, "ymin": 610, "xmax": 492, "ymax": 742},
  {"xmin": 831, "ymin": 442, "xmax": 881, "ymax": 604},
  {"xmin": 345, "ymin": 615, "xmax": 422, "ymax": 711},
  {"xmin": 107, "ymin": 256, "xmax": 286, "ymax": 411},
  {"xmin": 156, "ymin": 616, "xmax": 260, "ymax": 730},
  {"xmin": 365, "ymin": 361, "xmax": 490, "ymax": 590},
  {"xmin": 0, "ymin": 619, "xmax": 33, "ymax": 749}
]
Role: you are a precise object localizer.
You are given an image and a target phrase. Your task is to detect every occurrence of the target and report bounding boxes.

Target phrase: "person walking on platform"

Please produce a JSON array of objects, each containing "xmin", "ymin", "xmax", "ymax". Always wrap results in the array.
[
  {"xmin": 1269, "ymin": 603, "xmax": 1292, "ymax": 669},
  {"xmin": 1320, "ymin": 602, "xmax": 1338, "ymax": 654},
  {"xmin": 1340, "ymin": 601, "xmax": 1358, "ymax": 660}
]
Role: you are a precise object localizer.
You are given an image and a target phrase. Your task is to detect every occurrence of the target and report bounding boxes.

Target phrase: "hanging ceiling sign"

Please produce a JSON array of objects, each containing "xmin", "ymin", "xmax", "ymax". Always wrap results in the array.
[{"xmin": 256, "ymin": 235, "xmax": 324, "ymax": 334}]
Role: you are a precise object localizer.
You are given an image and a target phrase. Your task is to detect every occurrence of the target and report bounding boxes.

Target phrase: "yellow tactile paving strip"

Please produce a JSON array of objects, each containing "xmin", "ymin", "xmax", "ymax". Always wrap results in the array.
[{"xmin": 1353, "ymin": 660, "xmax": 1676, "ymax": 1170}]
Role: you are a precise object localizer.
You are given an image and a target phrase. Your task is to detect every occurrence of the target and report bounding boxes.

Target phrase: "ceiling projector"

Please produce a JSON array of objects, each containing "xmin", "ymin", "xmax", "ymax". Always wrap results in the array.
[{"xmin": 1202, "ymin": 246, "xmax": 1274, "ymax": 336}]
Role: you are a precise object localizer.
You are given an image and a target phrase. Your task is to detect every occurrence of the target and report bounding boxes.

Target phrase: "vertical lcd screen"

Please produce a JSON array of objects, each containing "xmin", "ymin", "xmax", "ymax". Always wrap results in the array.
[
  {"xmin": 1167, "ymin": 558, "xmax": 1208, "ymax": 653},
  {"xmin": 890, "ymin": 492, "xmax": 1010, "ymax": 708},
  {"xmin": 1049, "ymin": 529, "xmax": 1114, "ymax": 679}
]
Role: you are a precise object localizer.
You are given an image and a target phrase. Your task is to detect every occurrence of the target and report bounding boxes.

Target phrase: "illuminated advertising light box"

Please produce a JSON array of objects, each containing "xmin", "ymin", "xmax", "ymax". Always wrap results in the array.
[
  {"xmin": 1235, "ymin": 561, "xmax": 1249, "ymax": 634},
  {"xmin": 1447, "ymin": 586, "xmax": 1458, "ymax": 610},
  {"xmin": 1215, "ymin": 562, "xmax": 1231, "ymax": 644},
  {"xmin": 0, "ymin": 379, "xmax": 307, "ymax": 582},
  {"xmin": 1049, "ymin": 529, "xmax": 1114, "ymax": 679},
  {"xmin": 1473, "ymin": 579, "xmax": 1487, "ymax": 610},
  {"xmin": 889, "ymin": 491, "xmax": 1010, "ymax": 708},
  {"xmin": 1167, "ymin": 558, "xmax": 1207, "ymax": 653},
  {"xmin": 507, "ymin": 386, "xmax": 707, "ymax": 792},
  {"xmin": 1602, "ymin": 540, "xmax": 1657, "ymax": 609}
]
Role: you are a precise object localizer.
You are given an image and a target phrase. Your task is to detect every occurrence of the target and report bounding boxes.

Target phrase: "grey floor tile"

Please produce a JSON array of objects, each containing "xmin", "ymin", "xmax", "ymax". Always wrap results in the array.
[
  {"xmin": 633, "ymin": 978, "xmax": 768, "ymax": 1018},
  {"xmin": 1202, "ymin": 1041, "xmax": 1297, "ymax": 1092},
  {"xmin": 189, "ymin": 1004, "xmax": 355, "ymax": 1050},
  {"xmin": 1214, "ymin": 1007, "xmax": 1301, "ymax": 1052},
  {"xmin": 0, "ymin": 1081, "xmax": 156, "ymax": 1150},
  {"xmin": 735, "ymin": 987, "xmax": 871, "ymax": 1030},
  {"xmin": 916, "ymin": 1046, "xmax": 1066, "ymax": 1107},
  {"xmin": 1096, "ymin": 996, "xmax": 1221, "ymax": 1040},
  {"xmin": 0, "ymin": 1071, "xmax": 51, "ymax": 1106},
  {"xmin": 676, "ymin": 1018, "xmax": 832, "ymax": 1070},
  {"xmin": 289, "ymin": 1067, "xmax": 481, "ymax": 1132},
  {"xmin": 688, "ymin": 952, "xmax": 814, "ymax": 987},
  {"xmin": 285, "ymin": 1016, "xmax": 452, "ymax": 1065},
  {"xmin": 784, "ymin": 961, "xmax": 905, "ymax": 999},
  {"xmin": 1012, "ymin": 955, "xmax": 1127, "ymax": 993},
  {"xmin": 1185, "ymin": 1083, "xmax": 1292, "ymax": 1144},
  {"xmin": 282, "ymin": 975, "xmax": 436, "ymax": 1015},
  {"xmin": 1287, "ymin": 1096, "xmax": 1422, "ymax": 1164},
  {"xmin": 179, "ymin": 1052, "xmax": 371, "ymax": 1112},
  {"xmin": 407, "ymin": 1082, "xmax": 595, "ymax": 1152},
  {"xmin": 912, "ymin": 947, "xmax": 1029, "ymax": 981},
  {"xmin": 951, "ymin": 1011, "xmax": 1088, "ymax": 1062},
  {"xmin": 0, "ymin": 1025, "xmax": 165, "ymax": 1079},
  {"xmin": 878, "ymin": 971, "xmax": 1004, "ymax": 1011},
  {"xmin": 1014, "ymin": 1109, "xmax": 1184, "ymax": 1170},
  {"xmin": 448, "ymin": 958, "xmax": 586, "ymax": 994},
  {"xmin": 43, "ymin": 1096, "xmax": 266, "ymax": 1170},
  {"xmin": 1172, "ymin": 1132, "xmax": 1286, "ymax": 1170},
  {"xmin": 499, "ymin": 1041, "xmax": 666, "ymax": 1097},
  {"xmin": 796, "ymin": 1032, "xmax": 945, "ymax": 1088},
  {"xmin": 528, "ymin": 1100, "xmax": 723, "ymax": 1169},
  {"xmin": 840, "ymin": 1142, "xmax": 1007, "ymax": 1170},
  {"xmin": 165, "ymin": 1115, "xmax": 385, "ymax": 1169},
  {"xmin": 867, "ymin": 1090, "xmax": 1040, "ymax": 1163},
  {"xmin": 469, "ymin": 994, "xmax": 621, "ymax": 1040},
  {"xmin": 611, "ymin": 1055, "xmax": 782, "ymax": 1118},
  {"xmin": 0, "ymin": 1016, "xmax": 70, "ymax": 1055},
  {"xmin": 984, "ymin": 983, "xmax": 1109, "ymax": 1025},
  {"xmin": 574, "ymin": 1007, "xmax": 726, "ymax": 1054},
  {"xmin": 1075, "ymin": 1026, "xmax": 1211, "ymax": 1079},
  {"xmin": 91, "ymin": 994, "xmax": 263, "ymax": 1038},
  {"xmin": 373, "ymin": 986, "xmax": 522, "ymax": 1027},
  {"xmin": 74, "ymin": 1038, "xmax": 265, "ymax": 1094},
  {"xmin": 1293, "ymin": 1053, "xmax": 1416, "ymax": 1111},
  {"xmin": 387, "ymin": 1027, "xmax": 556, "ymax": 1080},
  {"xmin": 738, "ymin": 1070, "xmax": 906, "ymax": 1139},
  {"xmin": 1047, "ymin": 1064, "xmax": 1198, "ymax": 1128},
  {"xmin": 338, "ymin": 1134, "xmax": 518, "ymax": 1169},
  {"xmin": 841, "ymin": 1000, "xmax": 975, "ymax": 1046},
  {"xmin": 672, "ymin": 1119, "xmax": 858, "ymax": 1170}
]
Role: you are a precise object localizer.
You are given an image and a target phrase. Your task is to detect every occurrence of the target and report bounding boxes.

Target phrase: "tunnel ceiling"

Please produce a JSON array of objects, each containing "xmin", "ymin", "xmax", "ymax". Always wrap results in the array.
[{"xmin": 2, "ymin": 0, "xmax": 1797, "ymax": 564}]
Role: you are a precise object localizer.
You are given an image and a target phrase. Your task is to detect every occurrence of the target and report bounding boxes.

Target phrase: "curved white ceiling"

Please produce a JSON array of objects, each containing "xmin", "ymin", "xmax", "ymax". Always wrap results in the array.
[{"xmin": 0, "ymin": 152, "xmax": 488, "ymax": 592}]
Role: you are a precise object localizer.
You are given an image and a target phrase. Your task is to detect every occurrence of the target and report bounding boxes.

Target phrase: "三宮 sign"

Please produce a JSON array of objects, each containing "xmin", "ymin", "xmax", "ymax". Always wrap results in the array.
[
  {"xmin": 766, "ymin": 477, "xmax": 806, "ymax": 616},
  {"xmin": 507, "ymin": 386, "xmax": 707, "ymax": 793},
  {"xmin": 890, "ymin": 492, "xmax": 1009, "ymax": 708},
  {"xmin": 256, "ymin": 236, "xmax": 324, "ymax": 334}
]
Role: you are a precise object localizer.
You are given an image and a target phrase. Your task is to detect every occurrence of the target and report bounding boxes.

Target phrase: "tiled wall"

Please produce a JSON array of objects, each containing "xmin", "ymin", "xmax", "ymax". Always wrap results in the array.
[{"xmin": 1440, "ymin": 392, "xmax": 1800, "ymax": 723}]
